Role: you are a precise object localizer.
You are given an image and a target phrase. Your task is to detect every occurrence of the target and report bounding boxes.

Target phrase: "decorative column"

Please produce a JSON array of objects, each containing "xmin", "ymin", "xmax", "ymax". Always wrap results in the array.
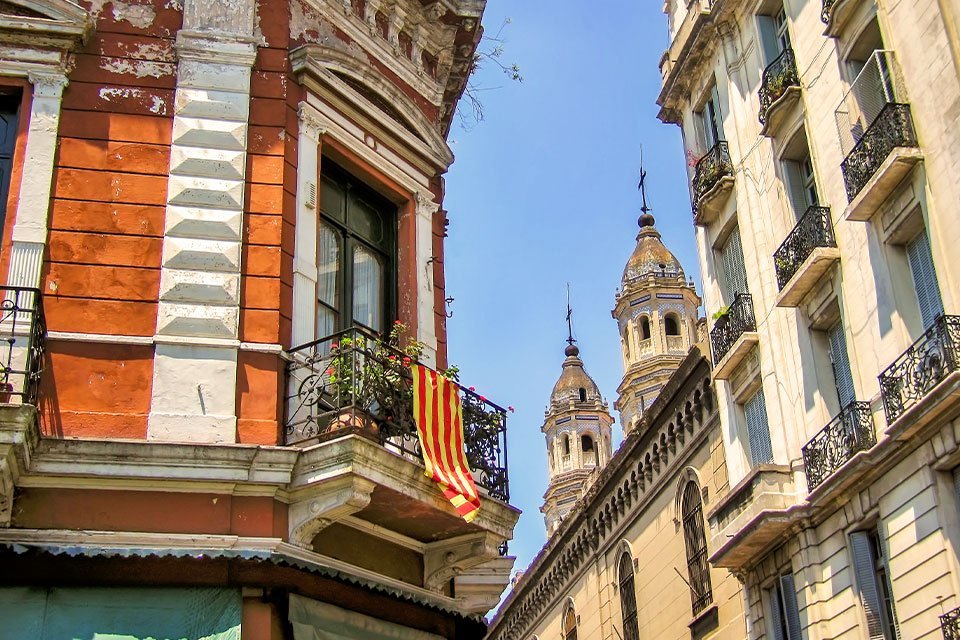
[
  {"xmin": 415, "ymin": 191, "xmax": 439, "ymax": 367},
  {"xmin": 291, "ymin": 103, "xmax": 325, "ymax": 349},
  {"xmin": 6, "ymin": 72, "xmax": 68, "ymax": 289},
  {"xmin": 147, "ymin": 0, "xmax": 258, "ymax": 442}
]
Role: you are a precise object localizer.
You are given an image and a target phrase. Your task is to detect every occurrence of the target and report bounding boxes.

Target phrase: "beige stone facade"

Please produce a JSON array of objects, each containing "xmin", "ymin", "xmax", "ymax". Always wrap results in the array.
[{"xmin": 657, "ymin": 0, "xmax": 960, "ymax": 636}]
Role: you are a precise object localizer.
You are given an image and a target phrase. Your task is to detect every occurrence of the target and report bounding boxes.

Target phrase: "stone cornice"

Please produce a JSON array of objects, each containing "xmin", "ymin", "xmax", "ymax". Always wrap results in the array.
[{"xmin": 487, "ymin": 349, "xmax": 718, "ymax": 640}]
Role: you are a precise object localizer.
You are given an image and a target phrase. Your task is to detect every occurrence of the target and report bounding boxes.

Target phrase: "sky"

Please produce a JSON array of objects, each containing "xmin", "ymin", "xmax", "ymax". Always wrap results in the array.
[{"xmin": 442, "ymin": 1, "xmax": 704, "ymax": 596}]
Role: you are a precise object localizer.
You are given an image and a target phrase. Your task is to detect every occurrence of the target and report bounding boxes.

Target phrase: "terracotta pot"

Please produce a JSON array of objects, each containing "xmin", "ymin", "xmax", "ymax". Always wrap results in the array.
[{"xmin": 0, "ymin": 382, "xmax": 13, "ymax": 404}]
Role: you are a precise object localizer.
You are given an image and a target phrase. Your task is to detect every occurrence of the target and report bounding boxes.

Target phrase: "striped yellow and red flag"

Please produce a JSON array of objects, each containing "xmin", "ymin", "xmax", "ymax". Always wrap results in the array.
[{"xmin": 411, "ymin": 364, "xmax": 481, "ymax": 522}]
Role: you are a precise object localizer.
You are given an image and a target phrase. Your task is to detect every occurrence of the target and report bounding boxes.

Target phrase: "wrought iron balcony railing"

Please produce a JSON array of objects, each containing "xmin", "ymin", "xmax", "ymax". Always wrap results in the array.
[
  {"xmin": 759, "ymin": 48, "xmax": 800, "ymax": 125},
  {"xmin": 802, "ymin": 401, "xmax": 876, "ymax": 491},
  {"xmin": 692, "ymin": 141, "xmax": 733, "ymax": 214},
  {"xmin": 841, "ymin": 102, "xmax": 918, "ymax": 201},
  {"xmin": 821, "ymin": 0, "xmax": 837, "ymax": 23},
  {"xmin": 284, "ymin": 327, "xmax": 509, "ymax": 502},
  {"xmin": 941, "ymin": 605, "xmax": 960, "ymax": 639},
  {"xmin": 774, "ymin": 206, "xmax": 836, "ymax": 290},
  {"xmin": 879, "ymin": 315, "xmax": 960, "ymax": 424},
  {"xmin": 0, "ymin": 286, "xmax": 45, "ymax": 405},
  {"xmin": 710, "ymin": 293, "xmax": 756, "ymax": 365}
]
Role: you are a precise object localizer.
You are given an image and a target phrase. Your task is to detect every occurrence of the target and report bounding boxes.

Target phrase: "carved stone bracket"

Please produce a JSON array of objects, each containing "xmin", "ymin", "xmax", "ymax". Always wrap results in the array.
[
  {"xmin": 0, "ymin": 453, "xmax": 14, "ymax": 527},
  {"xmin": 422, "ymin": 531, "xmax": 501, "ymax": 592},
  {"xmin": 288, "ymin": 476, "xmax": 376, "ymax": 548}
]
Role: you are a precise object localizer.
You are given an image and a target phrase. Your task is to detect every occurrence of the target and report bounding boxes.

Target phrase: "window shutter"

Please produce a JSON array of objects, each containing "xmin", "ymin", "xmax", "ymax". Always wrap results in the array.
[
  {"xmin": 850, "ymin": 531, "xmax": 886, "ymax": 640},
  {"xmin": 722, "ymin": 227, "xmax": 750, "ymax": 302},
  {"xmin": 875, "ymin": 521, "xmax": 902, "ymax": 640},
  {"xmin": 783, "ymin": 160, "xmax": 809, "ymax": 220},
  {"xmin": 828, "ymin": 323, "xmax": 857, "ymax": 409},
  {"xmin": 745, "ymin": 389, "xmax": 774, "ymax": 465},
  {"xmin": 768, "ymin": 586, "xmax": 786, "ymax": 640},
  {"xmin": 779, "ymin": 574, "xmax": 803, "ymax": 640},
  {"xmin": 757, "ymin": 15, "xmax": 781, "ymax": 66},
  {"xmin": 907, "ymin": 230, "xmax": 944, "ymax": 330}
]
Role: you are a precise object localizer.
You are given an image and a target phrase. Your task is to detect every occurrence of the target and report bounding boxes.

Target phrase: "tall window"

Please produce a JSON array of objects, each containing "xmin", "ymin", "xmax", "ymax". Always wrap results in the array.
[
  {"xmin": 744, "ymin": 388, "xmax": 774, "ymax": 465},
  {"xmin": 696, "ymin": 84, "xmax": 725, "ymax": 150},
  {"xmin": 563, "ymin": 606, "xmax": 577, "ymax": 640},
  {"xmin": 664, "ymin": 314, "xmax": 681, "ymax": 336},
  {"xmin": 827, "ymin": 322, "xmax": 856, "ymax": 409},
  {"xmin": 906, "ymin": 230, "xmax": 944, "ymax": 330},
  {"xmin": 767, "ymin": 573, "xmax": 802, "ymax": 640},
  {"xmin": 781, "ymin": 129, "xmax": 819, "ymax": 218},
  {"xmin": 618, "ymin": 552, "xmax": 640, "ymax": 640},
  {"xmin": 681, "ymin": 480, "xmax": 713, "ymax": 615},
  {"xmin": 758, "ymin": 4, "xmax": 791, "ymax": 64},
  {"xmin": 851, "ymin": 527, "xmax": 901, "ymax": 639},
  {"xmin": 0, "ymin": 91, "xmax": 20, "ymax": 235},
  {"xmin": 640, "ymin": 316, "xmax": 652, "ymax": 340},
  {"xmin": 719, "ymin": 226, "xmax": 749, "ymax": 305},
  {"xmin": 318, "ymin": 161, "xmax": 395, "ymax": 337}
]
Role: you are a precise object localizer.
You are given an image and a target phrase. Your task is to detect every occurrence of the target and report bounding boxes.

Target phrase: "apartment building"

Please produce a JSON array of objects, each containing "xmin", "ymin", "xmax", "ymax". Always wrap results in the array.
[
  {"xmin": 0, "ymin": 0, "xmax": 519, "ymax": 638},
  {"xmin": 658, "ymin": 0, "xmax": 960, "ymax": 636}
]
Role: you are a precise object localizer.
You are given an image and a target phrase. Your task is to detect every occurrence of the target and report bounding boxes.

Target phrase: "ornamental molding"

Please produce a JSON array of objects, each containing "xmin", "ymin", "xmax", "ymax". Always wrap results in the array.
[
  {"xmin": 487, "ymin": 352, "xmax": 718, "ymax": 640},
  {"xmin": 27, "ymin": 71, "xmax": 68, "ymax": 97},
  {"xmin": 0, "ymin": 0, "xmax": 90, "ymax": 51},
  {"xmin": 288, "ymin": 475, "xmax": 377, "ymax": 548}
]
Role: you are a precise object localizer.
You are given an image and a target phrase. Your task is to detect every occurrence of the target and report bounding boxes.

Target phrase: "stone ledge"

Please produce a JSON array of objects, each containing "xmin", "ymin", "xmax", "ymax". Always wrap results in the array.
[
  {"xmin": 760, "ymin": 85, "xmax": 802, "ymax": 138},
  {"xmin": 712, "ymin": 331, "xmax": 759, "ymax": 380},
  {"xmin": 694, "ymin": 176, "xmax": 735, "ymax": 226},
  {"xmin": 775, "ymin": 246, "xmax": 841, "ymax": 308},
  {"xmin": 844, "ymin": 147, "xmax": 923, "ymax": 222}
]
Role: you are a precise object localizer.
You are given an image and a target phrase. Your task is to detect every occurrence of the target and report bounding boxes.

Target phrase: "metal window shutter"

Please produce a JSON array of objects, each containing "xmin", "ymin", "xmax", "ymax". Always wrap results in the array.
[
  {"xmin": 876, "ymin": 521, "xmax": 902, "ymax": 640},
  {"xmin": 722, "ymin": 227, "xmax": 750, "ymax": 301},
  {"xmin": 780, "ymin": 574, "xmax": 803, "ymax": 640},
  {"xmin": 745, "ymin": 389, "xmax": 774, "ymax": 465},
  {"xmin": 757, "ymin": 15, "xmax": 780, "ymax": 65},
  {"xmin": 907, "ymin": 230, "xmax": 944, "ymax": 329},
  {"xmin": 783, "ymin": 160, "xmax": 810, "ymax": 220},
  {"xmin": 768, "ymin": 585, "xmax": 786, "ymax": 640},
  {"xmin": 850, "ymin": 531, "xmax": 886, "ymax": 639},
  {"xmin": 828, "ymin": 323, "xmax": 857, "ymax": 409}
]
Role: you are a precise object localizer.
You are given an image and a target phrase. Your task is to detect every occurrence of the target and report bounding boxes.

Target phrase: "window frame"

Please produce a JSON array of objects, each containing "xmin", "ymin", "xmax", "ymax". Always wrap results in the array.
[
  {"xmin": 618, "ymin": 552, "xmax": 640, "ymax": 640},
  {"xmin": 681, "ymin": 480, "xmax": 714, "ymax": 616}
]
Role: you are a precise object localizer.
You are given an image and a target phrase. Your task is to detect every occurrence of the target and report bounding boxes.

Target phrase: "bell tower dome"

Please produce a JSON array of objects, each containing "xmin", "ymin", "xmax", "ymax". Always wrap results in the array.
[
  {"xmin": 540, "ymin": 335, "xmax": 614, "ymax": 536},
  {"xmin": 612, "ymin": 174, "xmax": 701, "ymax": 434}
]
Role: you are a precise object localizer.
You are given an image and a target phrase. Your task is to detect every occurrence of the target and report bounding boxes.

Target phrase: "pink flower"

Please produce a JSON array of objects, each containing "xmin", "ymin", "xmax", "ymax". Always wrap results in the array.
[
  {"xmin": 402, "ymin": 356, "xmax": 412, "ymax": 365},
  {"xmin": 479, "ymin": 395, "xmax": 487, "ymax": 402},
  {"xmin": 468, "ymin": 386, "xmax": 475, "ymax": 391},
  {"xmin": 394, "ymin": 320, "xmax": 403, "ymax": 325},
  {"xmin": 324, "ymin": 368, "xmax": 334, "ymax": 375},
  {"xmin": 508, "ymin": 406, "xmax": 515, "ymax": 413},
  {"xmin": 331, "ymin": 342, "xmax": 338, "ymax": 349}
]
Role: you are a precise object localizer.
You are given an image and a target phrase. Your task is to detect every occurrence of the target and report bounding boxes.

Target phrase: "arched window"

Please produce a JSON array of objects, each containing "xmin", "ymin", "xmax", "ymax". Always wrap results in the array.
[
  {"xmin": 562, "ymin": 434, "xmax": 571, "ymax": 456},
  {"xmin": 619, "ymin": 552, "xmax": 639, "ymax": 640},
  {"xmin": 563, "ymin": 606, "xmax": 577, "ymax": 640},
  {"xmin": 640, "ymin": 316, "xmax": 651, "ymax": 340},
  {"xmin": 681, "ymin": 481, "xmax": 713, "ymax": 615},
  {"xmin": 578, "ymin": 387, "xmax": 587, "ymax": 402},
  {"xmin": 664, "ymin": 314, "xmax": 680, "ymax": 336},
  {"xmin": 581, "ymin": 434, "xmax": 594, "ymax": 452}
]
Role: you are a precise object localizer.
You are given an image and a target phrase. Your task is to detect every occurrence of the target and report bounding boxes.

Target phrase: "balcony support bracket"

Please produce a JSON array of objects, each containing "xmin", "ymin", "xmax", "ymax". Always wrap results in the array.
[
  {"xmin": 423, "ymin": 531, "xmax": 501, "ymax": 592},
  {"xmin": 288, "ymin": 476, "xmax": 377, "ymax": 549}
]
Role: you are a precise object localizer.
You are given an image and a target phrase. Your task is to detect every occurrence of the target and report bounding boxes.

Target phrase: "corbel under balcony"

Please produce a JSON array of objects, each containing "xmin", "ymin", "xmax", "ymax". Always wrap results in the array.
[
  {"xmin": 706, "ymin": 464, "xmax": 805, "ymax": 570},
  {"xmin": 774, "ymin": 206, "xmax": 840, "ymax": 308},
  {"xmin": 710, "ymin": 294, "xmax": 758, "ymax": 380},
  {"xmin": 760, "ymin": 87, "xmax": 801, "ymax": 138},
  {"xmin": 758, "ymin": 48, "xmax": 802, "ymax": 138},
  {"xmin": 775, "ymin": 247, "xmax": 840, "ymax": 307},
  {"xmin": 844, "ymin": 147, "xmax": 923, "ymax": 222},
  {"xmin": 694, "ymin": 176, "xmax": 735, "ymax": 226}
]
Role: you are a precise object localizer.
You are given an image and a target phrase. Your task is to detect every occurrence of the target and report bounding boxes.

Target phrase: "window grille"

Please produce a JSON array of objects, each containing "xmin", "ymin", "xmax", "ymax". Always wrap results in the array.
[
  {"xmin": 681, "ymin": 481, "xmax": 713, "ymax": 615},
  {"xmin": 619, "ymin": 553, "xmax": 640, "ymax": 640}
]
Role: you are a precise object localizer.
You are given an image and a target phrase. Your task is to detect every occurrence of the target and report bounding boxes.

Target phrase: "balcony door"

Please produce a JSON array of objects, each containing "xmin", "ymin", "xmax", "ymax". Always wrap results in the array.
[
  {"xmin": 317, "ymin": 161, "xmax": 396, "ymax": 338},
  {"xmin": 0, "ymin": 92, "xmax": 20, "ymax": 239}
]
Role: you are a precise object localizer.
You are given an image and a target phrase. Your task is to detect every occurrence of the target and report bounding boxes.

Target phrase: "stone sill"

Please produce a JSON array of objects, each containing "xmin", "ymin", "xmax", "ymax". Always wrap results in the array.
[
  {"xmin": 694, "ymin": 176, "xmax": 735, "ymax": 226},
  {"xmin": 775, "ymin": 246, "xmax": 841, "ymax": 308},
  {"xmin": 844, "ymin": 147, "xmax": 923, "ymax": 222},
  {"xmin": 712, "ymin": 331, "xmax": 759, "ymax": 380},
  {"xmin": 760, "ymin": 86, "xmax": 802, "ymax": 138}
]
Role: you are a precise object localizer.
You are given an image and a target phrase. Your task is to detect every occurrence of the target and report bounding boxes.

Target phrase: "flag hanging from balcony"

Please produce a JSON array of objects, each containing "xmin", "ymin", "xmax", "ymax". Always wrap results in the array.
[{"xmin": 412, "ymin": 364, "xmax": 481, "ymax": 522}]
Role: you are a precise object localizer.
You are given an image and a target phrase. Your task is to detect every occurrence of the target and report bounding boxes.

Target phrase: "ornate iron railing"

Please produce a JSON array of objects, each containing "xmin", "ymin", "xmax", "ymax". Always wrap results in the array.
[
  {"xmin": 692, "ymin": 141, "xmax": 733, "ymax": 215},
  {"xmin": 879, "ymin": 315, "xmax": 960, "ymax": 424},
  {"xmin": 710, "ymin": 293, "xmax": 756, "ymax": 365},
  {"xmin": 940, "ymin": 605, "xmax": 960, "ymax": 639},
  {"xmin": 841, "ymin": 102, "xmax": 917, "ymax": 201},
  {"xmin": 759, "ymin": 48, "xmax": 800, "ymax": 125},
  {"xmin": 802, "ymin": 402, "xmax": 875, "ymax": 490},
  {"xmin": 284, "ymin": 327, "xmax": 509, "ymax": 502},
  {"xmin": 821, "ymin": 0, "xmax": 837, "ymax": 23},
  {"xmin": 774, "ymin": 206, "xmax": 836, "ymax": 290},
  {"xmin": 0, "ymin": 286, "xmax": 45, "ymax": 405}
]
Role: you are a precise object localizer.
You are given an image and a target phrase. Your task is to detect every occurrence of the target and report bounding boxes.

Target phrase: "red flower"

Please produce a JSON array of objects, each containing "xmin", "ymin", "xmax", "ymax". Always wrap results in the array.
[
  {"xmin": 402, "ymin": 357, "xmax": 412, "ymax": 365},
  {"xmin": 394, "ymin": 320, "xmax": 403, "ymax": 325},
  {"xmin": 468, "ymin": 386, "xmax": 475, "ymax": 391},
  {"xmin": 479, "ymin": 395, "xmax": 487, "ymax": 402},
  {"xmin": 331, "ymin": 343, "xmax": 338, "ymax": 350},
  {"xmin": 325, "ymin": 368, "xmax": 334, "ymax": 376},
  {"xmin": 388, "ymin": 355, "xmax": 396, "ymax": 361},
  {"xmin": 508, "ymin": 406, "xmax": 515, "ymax": 413}
]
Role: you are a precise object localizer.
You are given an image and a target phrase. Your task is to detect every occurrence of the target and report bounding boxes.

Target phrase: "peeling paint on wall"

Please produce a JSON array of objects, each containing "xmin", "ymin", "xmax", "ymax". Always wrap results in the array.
[
  {"xmin": 100, "ymin": 57, "xmax": 175, "ymax": 78},
  {"xmin": 290, "ymin": 0, "xmax": 361, "ymax": 56},
  {"xmin": 98, "ymin": 86, "xmax": 169, "ymax": 116},
  {"xmin": 87, "ymin": 0, "xmax": 158, "ymax": 28}
]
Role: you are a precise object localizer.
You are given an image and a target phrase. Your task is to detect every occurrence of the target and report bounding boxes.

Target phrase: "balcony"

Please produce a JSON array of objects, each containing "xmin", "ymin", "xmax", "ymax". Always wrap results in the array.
[
  {"xmin": 836, "ymin": 52, "xmax": 921, "ymax": 220},
  {"xmin": 774, "ymin": 206, "xmax": 840, "ymax": 307},
  {"xmin": 0, "ymin": 286, "xmax": 45, "ymax": 405},
  {"xmin": 941, "ymin": 605, "xmax": 960, "ymax": 640},
  {"xmin": 692, "ymin": 141, "xmax": 735, "ymax": 225},
  {"xmin": 284, "ymin": 327, "xmax": 509, "ymax": 503},
  {"xmin": 759, "ymin": 48, "xmax": 802, "ymax": 137},
  {"xmin": 821, "ymin": 0, "xmax": 858, "ymax": 36},
  {"xmin": 711, "ymin": 293, "xmax": 759, "ymax": 380},
  {"xmin": 801, "ymin": 402, "xmax": 876, "ymax": 491},
  {"xmin": 879, "ymin": 315, "xmax": 960, "ymax": 430},
  {"xmin": 666, "ymin": 335, "xmax": 685, "ymax": 354}
]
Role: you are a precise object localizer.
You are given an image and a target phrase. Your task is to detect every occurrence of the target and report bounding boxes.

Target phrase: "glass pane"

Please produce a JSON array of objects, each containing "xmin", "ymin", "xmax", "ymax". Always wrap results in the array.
[
  {"xmin": 352, "ymin": 245, "xmax": 383, "ymax": 332},
  {"xmin": 321, "ymin": 176, "xmax": 346, "ymax": 222},
  {"xmin": 317, "ymin": 223, "xmax": 339, "ymax": 307},
  {"xmin": 349, "ymin": 198, "xmax": 385, "ymax": 245}
]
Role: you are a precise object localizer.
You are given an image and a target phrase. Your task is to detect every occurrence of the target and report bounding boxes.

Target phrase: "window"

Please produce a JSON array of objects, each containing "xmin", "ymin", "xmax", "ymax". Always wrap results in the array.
[
  {"xmin": 563, "ymin": 607, "xmax": 578, "ymax": 640},
  {"xmin": 851, "ymin": 526, "xmax": 901, "ymax": 639},
  {"xmin": 695, "ymin": 84, "xmax": 725, "ymax": 149},
  {"xmin": 906, "ymin": 230, "xmax": 944, "ymax": 330},
  {"xmin": 758, "ymin": 5, "xmax": 791, "ymax": 65},
  {"xmin": 562, "ymin": 434, "xmax": 571, "ymax": 456},
  {"xmin": 618, "ymin": 553, "xmax": 640, "ymax": 640},
  {"xmin": 581, "ymin": 434, "xmax": 594, "ymax": 452},
  {"xmin": 640, "ymin": 316, "xmax": 651, "ymax": 340},
  {"xmin": 719, "ymin": 226, "xmax": 750, "ymax": 304},
  {"xmin": 827, "ymin": 322, "xmax": 856, "ymax": 409},
  {"xmin": 781, "ymin": 129, "xmax": 819, "ymax": 218},
  {"xmin": 318, "ymin": 161, "xmax": 395, "ymax": 337},
  {"xmin": 682, "ymin": 480, "xmax": 713, "ymax": 615},
  {"xmin": 744, "ymin": 388, "xmax": 774, "ymax": 465},
  {"xmin": 0, "ymin": 91, "xmax": 20, "ymax": 234},
  {"xmin": 767, "ymin": 573, "xmax": 802, "ymax": 640},
  {"xmin": 579, "ymin": 387, "xmax": 587, "ymax": 403},
  {"xmin": 664, "ymin": 314, "xmax": 680, "ymax": 336}
]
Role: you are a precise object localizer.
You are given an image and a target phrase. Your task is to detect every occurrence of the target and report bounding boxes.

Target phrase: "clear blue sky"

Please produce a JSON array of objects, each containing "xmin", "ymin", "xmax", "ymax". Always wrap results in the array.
[{"xmin": 443, "ymin": 1, "xmax": 702, "ymax": 590}]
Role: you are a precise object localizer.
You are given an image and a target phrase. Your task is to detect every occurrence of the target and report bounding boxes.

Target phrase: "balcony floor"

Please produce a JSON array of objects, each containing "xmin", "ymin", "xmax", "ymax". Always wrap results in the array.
[
  {"xmin": 844, "ymin": 147, "xmax": 923, "ymax": 222},
  {"xmin": 776, "ymin": 247, "xmax": 841, "ymax": 307},
  {"xmin": 694, "ymin": 176, "xmax": 735, "ymax": 226},
  {"xmin": 713, "ymin": 332, "xmax": 759, "ymax": 380}
]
